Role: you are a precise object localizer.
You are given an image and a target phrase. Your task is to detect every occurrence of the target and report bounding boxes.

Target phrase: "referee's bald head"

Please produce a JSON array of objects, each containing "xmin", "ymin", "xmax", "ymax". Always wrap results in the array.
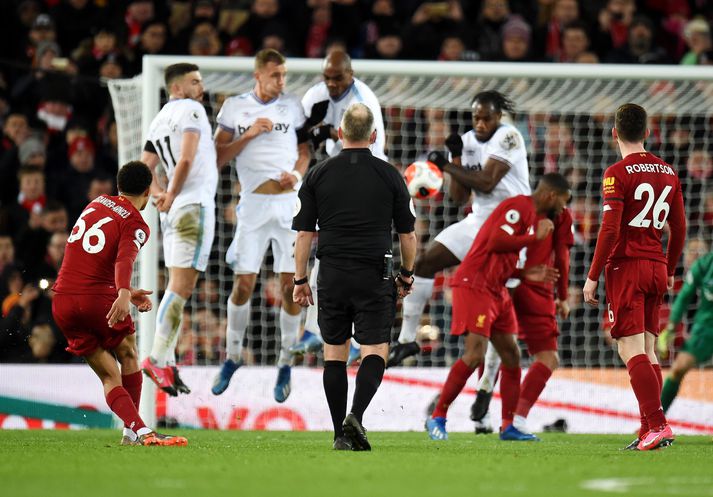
[{"xmin": 340, "ymin": 103, "xmax": 374, "ymax": 143}]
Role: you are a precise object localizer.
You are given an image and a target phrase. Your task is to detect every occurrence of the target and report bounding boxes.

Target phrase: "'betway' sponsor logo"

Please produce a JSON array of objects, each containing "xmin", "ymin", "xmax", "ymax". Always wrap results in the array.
[
  {"xmin": 237, "ymin": 123, "xmax": 290, "ymax": 135},
  {"xmin": 625, "ymin": 163, "xmax": 675, "ymax": 175}
]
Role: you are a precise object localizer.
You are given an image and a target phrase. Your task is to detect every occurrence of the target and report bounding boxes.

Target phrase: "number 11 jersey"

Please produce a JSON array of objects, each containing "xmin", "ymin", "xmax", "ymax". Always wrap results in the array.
[
  {"xmin": 54, "ymin": 195, "xmax": 150, "ymax": 295},
  {"xmin": 146, "ymin": 98, "xmax": 218, "ymax": 210},
  {"xmin": 601, "ymin": 151, "xmax": 684, "ymax": 267}
]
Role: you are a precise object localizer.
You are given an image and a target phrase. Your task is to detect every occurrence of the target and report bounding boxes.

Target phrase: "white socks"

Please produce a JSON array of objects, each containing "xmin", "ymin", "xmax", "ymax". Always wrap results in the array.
[
  {"xmin": 278, "ymin": 309, "xmax": 301, "ymax": 367},
  {"xmin": 399, "ymin": 276, "xmax": 435, "ymax": 344},
  {"xmin": 123, "ymin": 427, "xmax": 137, "ymax": 441},
  {"xmin": 226, "ymin": 299, "xmax": 250, "ymax": 363},
  {"xmin": 513, "ymin": 414, "xmax": 531, "ymax": 433},
  {"xmin": 477, "ymin": 343, "xmax": 502, "ymax": 392},
  {"xmin": 150, "ymin": 290, "xmax": 187, "ymax": 367}
]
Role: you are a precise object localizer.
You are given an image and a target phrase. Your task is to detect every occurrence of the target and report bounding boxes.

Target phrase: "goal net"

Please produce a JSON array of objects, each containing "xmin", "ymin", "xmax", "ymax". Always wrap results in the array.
[{"xmin": 110, "ymin": 58, "xmax": 713, "ymax": 426}]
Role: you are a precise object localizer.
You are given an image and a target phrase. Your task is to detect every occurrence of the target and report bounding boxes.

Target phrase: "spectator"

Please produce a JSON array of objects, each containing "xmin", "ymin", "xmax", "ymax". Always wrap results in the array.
[
  {"xmin": 365, "ymin": 32, "xmax": 403, "ymax": 59},
  {"xmin": 123, "ymin": 0, "xmax": 156, "ymax": 49},
  {"xmin": 236, "ymin": 0, "xmax": 287, "ymax": 55},
  {"xmin": 21, "ymin": 14, "xmax": 57, "ymax": 66},
  {"xmin": 403, "ymin": 0, "xmax": 466, "ymax": 60},
  {"xmin": 0, "ymin": 113, "xmax": 30, "ymax": 205},
  {"xmin": 305, "ymin": 3, "xmax": 331, "ymax": 58},
  {"xmin": 364, "ymin": 0, "xmax": 402, "ymax": 52},
  {"xmin": 86, "ymin": 174, "xmax": 114, "ymax": 203},
  {"xmin": 18, "ymin": 136, "xmax": 46, "ymax": 168},
  {"xmin": 14, "ymin": 200, "xmax": 67, "ymax": 280},
  {"xmin": 499, "ymin": 14, "xmax": 533, "ymax": 61},
  {"xmin": 128, "ymin": 20, "xmax": 170, "ymax": 75},
  {"xmin": 594, "ymin": 0, "xmax": 636, "ymax": 58},
  {"xmin": 54, "ymin": 136, "xmax": 96, "ymax": 222},
  {"xmin": 605, "ymin": 15, "xmax": 671, "ymax": 64},
  {"xmin": 17, "ymin": 164, "xmax": 46, "ymax": 217},
  {"xmin": 75, "ymin": 26, "xmax": 120, "ymax": 76},
  {"xmin": 0, "ymin": 235, "xmax": 14, "ymax": 275},
  {"xmin": 188, "ymin": 22, "xmax": 224, "ymax": 56},
  {"xmin": 574, "ymin": 51, "xmax": 599, "ymax": 63},
  {"xmin": 533, "ymin": 0, "xmax": 580, "ymax": 62},
  {"xmin": 475, "ymin": 0, "xmax": 510, "ymax": 61},
  {"xmin": 560, "ymin": 21, "xmax": 591, "ymax": 62},
  {"xmin": 34, "ymin": 230, "xmax": 67, "ymax": 281},
  {"xmin": 680, "ymin": 18, "xmax": 711, "ymax": 64},
  {"xmin": 438, "ymin": 35, "xmax": 477, "ymax": 61}
]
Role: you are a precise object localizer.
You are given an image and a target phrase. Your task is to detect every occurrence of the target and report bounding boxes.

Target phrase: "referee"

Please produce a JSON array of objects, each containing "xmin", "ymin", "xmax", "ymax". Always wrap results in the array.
[{"xmin": 292, "ymin": 103, "xmax": 417, "ymax": 451}]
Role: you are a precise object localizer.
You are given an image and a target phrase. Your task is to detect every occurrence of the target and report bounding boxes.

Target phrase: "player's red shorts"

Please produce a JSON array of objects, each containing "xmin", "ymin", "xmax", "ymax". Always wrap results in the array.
[
  {"xmin": 512, "ymin": 283, "xmax": 558, "ymax": 355},
  {"xmin": 604, "ymin": 259, "xmax": 667, "ymax": 339},
  {"xmin": 52, "ymin": 293, "xmax": 135, "ymax": 356},
  {"xmin": 451, "ymin": 286, "xmax": 517, "ymax": 337}
]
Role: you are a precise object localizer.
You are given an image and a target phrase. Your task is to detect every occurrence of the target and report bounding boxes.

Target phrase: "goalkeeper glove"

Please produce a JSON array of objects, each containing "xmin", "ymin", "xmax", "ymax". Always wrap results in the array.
[
  {"xmin": 445, "ymin": 133, "xmax": 463, "ymax": 158},
  {"xmin": 427, "ymin": 150, "xmax": 448, "ymax": 171},
  {"xmin": 657, "ymin": 324, "xmax": 675, "ymax": 359}
]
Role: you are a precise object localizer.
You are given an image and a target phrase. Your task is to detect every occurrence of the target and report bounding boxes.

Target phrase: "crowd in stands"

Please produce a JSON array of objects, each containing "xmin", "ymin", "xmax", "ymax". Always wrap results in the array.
[{"xmin": 0, "ymin": 0, "xmax": 711, "ymax": 364}]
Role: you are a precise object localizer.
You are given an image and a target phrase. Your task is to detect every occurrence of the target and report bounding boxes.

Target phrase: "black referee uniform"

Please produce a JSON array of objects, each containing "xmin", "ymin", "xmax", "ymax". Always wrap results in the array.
[{"xmin": 292, "ymin": 146, "xmax": 416, "ymax": 450}]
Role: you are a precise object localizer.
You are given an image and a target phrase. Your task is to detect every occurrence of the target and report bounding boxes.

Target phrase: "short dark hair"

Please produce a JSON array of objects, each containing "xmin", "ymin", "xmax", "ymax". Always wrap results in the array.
[
  {"xmin": 117, "ymin": 161, "xmax": 152, "ymax": 196},
  {"xmin": 43, "ymin": 199, "xmax": 66, "ymax": 215},
  {"xmin": 164, "ymin": 63, "xmax": 199, "ymax": 88},
  {"xmin": 615, "ymin": 103, "xmax": 647, "ymax": 143},
  {"xmin": 17, "ymin": 164, "xmax": 44, "ymax": 179},
  {"xmin": 472, "ymin": 90, "xmax": 515, "ymax": 114},
  {"xmin": 538, "ymin": 172, "xmax": 571, "ymax": 195},
  {"xmin": 255, "ymin": 48, "xmax": 285, "ymax": 70}
]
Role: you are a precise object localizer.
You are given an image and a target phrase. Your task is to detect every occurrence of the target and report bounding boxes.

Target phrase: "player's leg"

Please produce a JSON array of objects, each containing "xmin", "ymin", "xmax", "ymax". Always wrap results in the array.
[
  {"xmin": 427, "ymin": 331, "xmax": 485, "ymax": 440},
  {"xmin": 661, "ymin": 350, "xmax": 696, "ymax": 413},
  {"xmin": 323, "ymin": 340, "xmax": 351, "ymax": 450},
  {"xmin": 470, "ymin": 343, "xmax": 501, "ymax": 432},
  {"xmin": 114, "ymin": 334, "xmax": 143, "ymax": 444},
  {"xmin": 273, "ymin": 212, "xmax": 301, "ymax": 402},
  {"xmin": 390, "ymin": 238, "xmax": 461, "ymax": 367},
  {"xmin": 514, "ymin": 348, "xmax": 558, "ymax": 434}
]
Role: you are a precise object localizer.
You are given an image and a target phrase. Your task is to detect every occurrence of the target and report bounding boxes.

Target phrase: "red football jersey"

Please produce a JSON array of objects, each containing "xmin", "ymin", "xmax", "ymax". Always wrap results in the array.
[
  {"xmin": 453, "ymin": 195, "xmax": 537, "ymax": 293},
  {"xmin": 588, "ymin": 151, "xmax": 686, "ymax": 279},
  {"xmin": 522, "ymin": 208, "xmax": 574, "ymax": 298},
  {"xmin": 54, "ymin": 195, "xmax": 150, "ymax": 295}
]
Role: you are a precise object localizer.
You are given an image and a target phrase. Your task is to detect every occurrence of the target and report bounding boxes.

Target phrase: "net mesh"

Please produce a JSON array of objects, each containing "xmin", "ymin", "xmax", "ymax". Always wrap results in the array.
[{"xmin": 109, "ymin": 67, "xmax": 713, "ymax": 374}]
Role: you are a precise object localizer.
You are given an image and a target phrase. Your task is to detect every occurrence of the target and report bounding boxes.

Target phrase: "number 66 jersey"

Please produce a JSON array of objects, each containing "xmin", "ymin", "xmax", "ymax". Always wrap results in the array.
[{"xmin": 53, "ymin": 195, "xmax": 150, "ymax": 295}]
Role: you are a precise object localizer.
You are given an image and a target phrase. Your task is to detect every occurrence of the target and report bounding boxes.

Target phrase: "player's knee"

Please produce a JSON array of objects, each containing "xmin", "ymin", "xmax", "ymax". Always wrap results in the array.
[
  {"xmin": 461, "ymin": 350, "xmax": 483, "ymax": 369},
  {"xmin": 499, "ymin": 347, "xmax": 520, "ymax": 368},
  {"xmin": 538, "ymin": 352, "xmax": 559, "ymax": 370},
  {"xmin": 280, "ymin": 280, "xmax": 294, "ymax": 301}
]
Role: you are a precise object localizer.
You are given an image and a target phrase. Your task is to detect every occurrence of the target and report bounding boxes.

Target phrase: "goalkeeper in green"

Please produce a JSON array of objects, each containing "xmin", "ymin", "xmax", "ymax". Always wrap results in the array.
[{"xmin": 658, "ymin": 242, "xmax": 713, "ymax": 413}]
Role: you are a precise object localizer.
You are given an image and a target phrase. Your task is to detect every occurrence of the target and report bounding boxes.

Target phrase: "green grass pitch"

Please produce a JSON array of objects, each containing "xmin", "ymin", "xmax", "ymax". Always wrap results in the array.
[{"xmin": 2, "ymin": 430, "xmax": 712, "ymax": 497}]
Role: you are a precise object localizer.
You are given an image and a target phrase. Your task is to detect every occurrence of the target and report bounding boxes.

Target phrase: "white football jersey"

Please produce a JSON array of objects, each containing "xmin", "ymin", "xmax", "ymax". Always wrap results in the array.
[
  {"xmin": 301, "ymin": 77, "xmax": 386, "ymax": 160},
  {"xmin": 460, "ymin": 123, "xmax": 530, "ymax": 225},
  {"xmin": 217, "ymin": 91, "xmax": 306, "ymax": 194},
  {"xmin": 146, "ymin": 98, "xmax": 218, "ymax": 209}
]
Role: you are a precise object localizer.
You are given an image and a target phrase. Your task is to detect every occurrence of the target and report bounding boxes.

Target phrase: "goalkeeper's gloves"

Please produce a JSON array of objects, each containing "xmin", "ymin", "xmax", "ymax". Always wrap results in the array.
[
  {"xmin": 311, "ymin": 125, "xmax": 333, "ymax": 147},
  {"xmin": 657, "ymin": 323, "xmax": 675, "ymax": 359},
  {"xmin": 427, "ymin": 150, "xmax": 448, "ymax": 171},
  {"xmin": 445, "ymin": 133, "xmax": 463, "ymax": 158},
  {"xmin": 305, "ymin": 100, "xmax": 329, "ymax": 127}
]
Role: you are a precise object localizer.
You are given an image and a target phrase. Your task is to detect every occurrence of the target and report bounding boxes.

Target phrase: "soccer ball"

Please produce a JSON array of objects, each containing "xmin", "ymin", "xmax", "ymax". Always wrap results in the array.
[{"xmin": 404, "ymin": 161, "xmax": 444, "ymax": 199}]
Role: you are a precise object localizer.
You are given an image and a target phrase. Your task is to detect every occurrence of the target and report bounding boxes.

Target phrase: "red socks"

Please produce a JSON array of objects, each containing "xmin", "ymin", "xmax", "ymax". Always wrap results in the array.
[
  {"xmin": 500, "ymin": 366, "xmax": 521, "ymax": 429},
  {"xmin": 627, "ymin": 355, "xmax": 666, "ymax": 431},
  {"xmin": 106, "ymin": 386, "xmax": 146, "ymax": 433},
  {"xmin": 652, "ymin": 363, "xmax": 662, "ymax": 394},
  {"xmin": 432, "ymin": 359, "xmax": 476, "ymax": 419},
  {"xmin": 515, "ymin": 362, "xmax": 552, "ymax": 418},
  {"xmin": 122, "ymin": 372, "xmax": 143, "ymax": 429},
  {"xmin": 638, "ymin": 362, "xmax": 664, "ymax": 437}
]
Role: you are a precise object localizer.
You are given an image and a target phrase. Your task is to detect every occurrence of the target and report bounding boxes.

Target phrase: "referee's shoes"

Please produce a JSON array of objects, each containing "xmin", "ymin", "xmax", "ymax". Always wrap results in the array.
[{"xmin": 342, "ymin": 413, "xmax": 371, "ymax": 451}]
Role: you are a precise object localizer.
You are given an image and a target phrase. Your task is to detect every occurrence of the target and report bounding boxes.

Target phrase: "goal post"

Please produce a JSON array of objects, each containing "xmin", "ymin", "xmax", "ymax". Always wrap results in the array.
[{"xmin": 109, "ymin": 56, "xmax": 713, "ymax": 429}]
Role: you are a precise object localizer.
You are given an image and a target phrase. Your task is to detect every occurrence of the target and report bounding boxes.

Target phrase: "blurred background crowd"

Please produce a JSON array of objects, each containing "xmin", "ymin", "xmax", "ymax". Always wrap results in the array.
[{"xmin": 0, "ymin": 0, "xmax": 712, "ymax": 365}]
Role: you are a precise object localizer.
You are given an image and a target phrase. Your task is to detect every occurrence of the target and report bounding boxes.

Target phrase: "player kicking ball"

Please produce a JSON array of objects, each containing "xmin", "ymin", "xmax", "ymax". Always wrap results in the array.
[
  {"xmin": 426, "ymin": 173, "xmax": 570, "ymax": 441},
  {"xmin": 52, "ymin": 161, "xmax": 187, "ymax": 446},
  {"xmin": 584, "ymin": 103, "xmax": 686, "ymax": 451}
]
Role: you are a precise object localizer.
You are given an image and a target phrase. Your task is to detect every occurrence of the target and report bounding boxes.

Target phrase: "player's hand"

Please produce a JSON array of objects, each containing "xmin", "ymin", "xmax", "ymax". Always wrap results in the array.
[
  {"xmin": 278, "ymin": 171, "xmax": 299, "ymax": 190},
  {"xmin": 445, "ymin": 133, "xmax": 463, "ymax": 158},
  {"xmin": 583, "ymin": 278, "xmax": 599, "ymax": 306},
  {"xmin": 395, "ymin": 274, "xmax": 414, "ymax": 299},
  {"xmin": 426, "ymin": 150, "xmax": 448, "ymax": 171},
  {"xmin": 535, "ymin": 219, "xmax": 555, "ymax": 240},
  {"xmin": 107, "ymin": 289, "xmax": 131, "ymax": 328},
  {"xmin": 522, "ymin": 264, "xmax": 559, "ymax": 283},
  {"xmin": 154, "ymin": 190, "xmax": 176, "ymax": 213},
  {"xmin": 310, "ymin": 124, "xmax": 333, "ymax": 147},
  {"xmin": 657, "ymin": 324, "xmax": 675, "ymax": 359},
  {"xmin": 306, "ymin": 100, "xmax": 329, "ymax": 127},
  {"xmin": 130, "ymin": 288, "xmax": 153, "ymax": 312},
  {"xmin": 667, "ymin": 275, "xmax": 674, "ymax": 290},
  {"xmin": 555, "ymin": 298, "xmax": 570, "ymax": 319},
  {"xmin": 245, "ymin": 118, "xmax": 273, "ymax": 139},
  {"xmin": 293, "ymin": 281, "xmax": 313, "ymax": 307}
]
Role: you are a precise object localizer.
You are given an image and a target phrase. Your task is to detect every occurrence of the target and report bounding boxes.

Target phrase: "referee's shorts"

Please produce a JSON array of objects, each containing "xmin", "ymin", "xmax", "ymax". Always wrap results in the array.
[{"xmin": 317, "ymin": 257, "xmax": 396, "ymax": 346}]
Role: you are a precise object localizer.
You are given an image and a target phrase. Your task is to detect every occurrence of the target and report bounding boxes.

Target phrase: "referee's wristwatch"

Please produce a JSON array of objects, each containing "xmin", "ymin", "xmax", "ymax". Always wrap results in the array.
[{"xmin": 293, "ymin": 276, "xmax": 309, "ymax": 285}]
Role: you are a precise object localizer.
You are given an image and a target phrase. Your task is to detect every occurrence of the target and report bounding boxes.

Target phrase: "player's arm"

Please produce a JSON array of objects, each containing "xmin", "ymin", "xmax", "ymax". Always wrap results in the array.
[
  {"xmin": 488, "ymin": 214, "xmax": 552, "ymax": 253},
  {"xmin": 140, "ymin": 144, "xmax": 165, "ymax": 197},
  {"xmin": 669, "ymin": 265, "xmax": 701, "ymax": 327},
  {"xmin": 554, "ymin": 210, "xmax": 574, "ymax": 317},
  {"xmin": 292, "ymin": 171, "xmax": 318, "ymax": 307},
  {"xmin": 107, "ymin": 224, "xmax": 147, "ymax": 327},
  {"xmin": 155, "ymin": 130, "xmax": 199, "ymax": 213},
  {"xmin": 279, "ymin": 141, "xmax": 312, "ymax": 191},
  {"xmin": 428, "ymin": 150, "xmax": 509, "ymax": 195},
  {"xmin": 665, "ymin": 184, "xmax": 686, "ymax": 286},
  {"xmin": 446, "ymin": 157, "xmax": 471, "ymax": 205},
  {"xmin": 392, "ymin": 170, "xmax": 417, "ymax": 297},
  {"xmin": 214, "ymin": 119, "xmax": 273, "ymax": 167}
]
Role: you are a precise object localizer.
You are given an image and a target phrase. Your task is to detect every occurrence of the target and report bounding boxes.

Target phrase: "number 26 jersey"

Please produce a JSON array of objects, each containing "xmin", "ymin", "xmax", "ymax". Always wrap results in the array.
[
  {"xmin": 53, "ymin": 195, "xmax": 150, "ymax": 295},
  {"xmin": 146, "ymin": 98, "xmax": 218, "ymax": 210},
  {"xmin": 601, "ymin": 151, "xmax": 684, "ymax": 266}
]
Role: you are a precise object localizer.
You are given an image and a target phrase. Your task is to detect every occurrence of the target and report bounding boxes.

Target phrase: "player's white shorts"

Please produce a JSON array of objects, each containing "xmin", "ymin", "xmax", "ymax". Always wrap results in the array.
[
  {"xmin": 433, "ymin": 212, "xmax": 481, "ymax": 261},
  {"xmin": 161, "ymin": 203, "xmax": 215, "ymax": 272},
  {"xmin": 226, "ymin": 191, "xmax": 297, "ymax": 275}
]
